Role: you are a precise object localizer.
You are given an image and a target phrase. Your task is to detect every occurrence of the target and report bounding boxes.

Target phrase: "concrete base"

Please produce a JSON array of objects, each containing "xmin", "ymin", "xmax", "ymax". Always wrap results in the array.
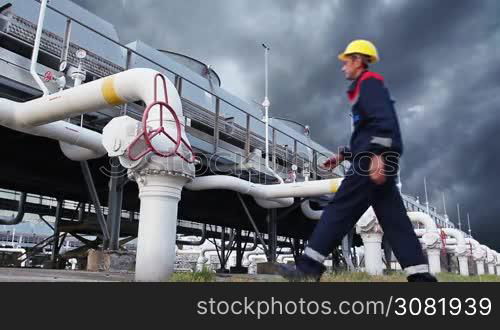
[
  {"xmin": 87, "ymin": 249, "xmax": 135, "ymax": 273},
  {"xmin": 458, "ymin": 256, "xmax": 469, "ymax": 276},
  {"xmin": 361, "ymin": 232, "xmax": 383, "ymax": 275},
  {"xmin": 0, "ymin": 267, "xmax": 134, "ymax": 282},
  {"xmin": 476, "ymin": 261, "xmax": 485, "ymax": 275},
  {"xmin": 487, "ymin": 264, "xmax": 495, "ymax": 275},
  {"xmin": 257, "ymin": 262, "xmax": 279, "ymax": 275},
  {"xmin": 427, "ymin": 249, "xmax": 442, "ymax": 275}
]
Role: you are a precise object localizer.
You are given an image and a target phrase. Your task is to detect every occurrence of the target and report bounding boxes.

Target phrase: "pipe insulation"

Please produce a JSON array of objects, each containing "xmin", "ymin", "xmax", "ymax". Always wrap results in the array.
[
  {"xmin": 0, "ymin": 69, "xmax": 184, "ymax": 161},
  {"xmin": 186, "ymin": 175, "xmax": 343, "ymax": 202}
]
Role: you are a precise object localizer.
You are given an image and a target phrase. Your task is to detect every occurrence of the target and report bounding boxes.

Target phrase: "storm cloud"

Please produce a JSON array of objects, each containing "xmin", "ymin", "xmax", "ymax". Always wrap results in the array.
[{"xmin": 73, "ymin": 0, "xmax": 500, "ymax": 249}]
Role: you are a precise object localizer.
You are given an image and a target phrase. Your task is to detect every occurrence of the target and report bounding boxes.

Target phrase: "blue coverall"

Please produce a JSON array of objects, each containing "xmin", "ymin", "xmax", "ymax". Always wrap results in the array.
[{"xmin": 303, "ymin": 71, "xmax": 428, "ymax": 276}]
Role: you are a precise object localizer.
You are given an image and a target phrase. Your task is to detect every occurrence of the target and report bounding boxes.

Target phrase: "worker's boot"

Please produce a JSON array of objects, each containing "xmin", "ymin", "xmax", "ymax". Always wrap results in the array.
[
  {"xmin": 407, "ymin": 272, "xmax": 438, "ymax": 282},
  {"xmin": 276, "ymin": 255, "xmax": 326, "ymax": 282}
]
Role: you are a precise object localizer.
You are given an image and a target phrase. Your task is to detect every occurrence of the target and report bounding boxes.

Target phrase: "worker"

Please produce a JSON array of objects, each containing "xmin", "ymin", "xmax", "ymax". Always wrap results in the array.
[{"xmin": 277, "ymin": 40, "xmax": 437, "ymax": 282}]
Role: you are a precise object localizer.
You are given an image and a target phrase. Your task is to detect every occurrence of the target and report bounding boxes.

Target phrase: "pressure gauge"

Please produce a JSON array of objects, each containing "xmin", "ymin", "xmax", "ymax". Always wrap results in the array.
[
  {"xmin": 291, "ymin": 164, "xmax": 298, "ymax": 171},
  {"xmin": 76, "ymin": 49, "xmax": 87, "ymax": 60},
  {"xmin": 59, "ymin": 60, "xmax": 68, "ymax": 72}
]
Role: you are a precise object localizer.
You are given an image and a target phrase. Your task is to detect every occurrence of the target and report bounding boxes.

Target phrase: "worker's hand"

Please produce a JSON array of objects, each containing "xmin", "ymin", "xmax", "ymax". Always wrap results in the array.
[
  {"xmin": 369, "ymin": 154, "xmax": 386, "ymax": 185},
  {"xmin": 320, "ymin": 153, "xmax": 344, "ymax": 171}
]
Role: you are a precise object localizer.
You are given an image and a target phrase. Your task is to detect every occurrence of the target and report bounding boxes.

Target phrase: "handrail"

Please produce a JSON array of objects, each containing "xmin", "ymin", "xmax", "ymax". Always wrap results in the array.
[{"xmin": 30, "ymin": 0, "xmax": 332, "ymax": 162}]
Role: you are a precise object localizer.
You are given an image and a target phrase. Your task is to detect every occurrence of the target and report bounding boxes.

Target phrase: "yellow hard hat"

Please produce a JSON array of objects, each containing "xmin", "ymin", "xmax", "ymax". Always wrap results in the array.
[{"xmin": 338, "ymin": 40, "xmax": 379, "ymax": 63}]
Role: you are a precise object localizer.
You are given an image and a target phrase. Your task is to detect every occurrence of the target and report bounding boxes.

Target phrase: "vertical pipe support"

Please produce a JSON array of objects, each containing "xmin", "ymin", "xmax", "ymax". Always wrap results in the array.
[
  {"xmin": 107, "ymin": 158, "xmax": 125, "ymax": 251},
  {"xmin": 31, "ymin": 0, "xmax": 50, "ymax": 95},
  {"xmin": 80, "ymin": 161, "xmax": 110, "ymax": 242},
  {"xmin": 135, "ymin": 175, "xmax": 189, "ymax": 281},
  {"xmin": 244, "ymin": 113, "xmax": 250, "ymax": 158},
  {"xmin": 457, "ymin": 255, "xmax": 469, "ymax": 276},
  {"xmin": 267, "ymin": 209, "xmax": 278, "ymax": 263},
  {"xmin": 214, "ymin": 97, "xmax": 221, "ymax": 154},
  {"xmin": 51, "ymin": 199, "xmax": 63, "ymax": 269},
  {"xmin": 360, "ymin": 231, "xmax": 384, "ymax": 275},
  {"xmin": 476, "ymin": 261, "xmax": 485, "ymax": 275},
  {"xmin": 272, "ymin": 127, "xmax": 277, "ymax": 171},
  {"xmin": 426, "ymin": 249, "xmax": 442, "ymax": 275}
]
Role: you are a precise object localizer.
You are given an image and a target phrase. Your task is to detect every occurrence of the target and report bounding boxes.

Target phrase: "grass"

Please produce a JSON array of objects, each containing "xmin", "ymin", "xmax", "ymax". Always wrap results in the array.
[
  {"xmin": 167, "ymin": 270, "xmax": 500, "ymax": 282},
  {"xmin": 169, "ymin": 268, "xmax": 216, "ymax": 282},
  {"xmin": 322, "ymin": 271, "xmax": 500, "ymax": 282},
  {"xmin": 436, "ymin": 273, "xmax": 500, "ymax": 282},
  {"xmin": 321, "ymin": 271, "xmax": 407, "ymax": 282}
]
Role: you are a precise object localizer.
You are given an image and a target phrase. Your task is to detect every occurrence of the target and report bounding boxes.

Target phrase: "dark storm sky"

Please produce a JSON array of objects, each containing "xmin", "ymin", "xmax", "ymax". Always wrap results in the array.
[{"xmin": 72, "ymin": 0, "xmax": 500, "ymax": 249}]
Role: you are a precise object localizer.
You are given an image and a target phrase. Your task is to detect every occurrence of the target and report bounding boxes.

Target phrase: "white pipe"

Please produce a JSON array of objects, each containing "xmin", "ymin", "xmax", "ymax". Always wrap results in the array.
[
  {"xmin": 0, "ymin": 248, "xmax": 25, "ymax": 253},
  {"xmin": 483, "ymin": 245, "xmax": 494, "ymax": 263},
  {"xmin": 468, "ymin": 240, "xmax": 486, "ymax": 275},
  {"xmin": 414, "ymin": 228, "xmax": 426, "ymax": 238},
  {"xmin": 196, "ymin": 248, "xmax": 216, "ymax": 270},
  {"xmin": 89, "ymin": 68, "xmax": 192, "ymax": 282},
  {"xmin": 0, "ymin": 248, "xmax": 26, "ymax": 267},
  {"xmin": 482, "ymin": 245, "xmax": 496, "ymax": 275},
  {"xmin": 487, "ymin": 262, "xmax": 495, "ymax": 275},
  {"xmin": 454, "ymin": 254, "xmax": 469, "ymax": 276},
  {"xmin": 196, "ymin": 240, "xmax": 237, "ymax": 271},
  {"xmin": 417, "ymin": 226, "xmax": 468, "ymax": 275},
  {"xmin": 242, "ymin": 251, "xmax": 266, "ymax": 268},
  {"xmin": 441, "ymin": 228, "xmax": 466, "ymax": 246},
  {"xmin": 495, "ymin": 252, "xmax": 500, "ymax": 276},
  {"xmin": 407, "ymin": 212, "xmax": 437, "ymax": 231},
  {"xmin": 0, "ymin": 68, "xmax": 183, "ymax": 161},
  {"xmin": 476, "ymin": 260, "xmax": 485, "ymax": 275},
  {"xmin": 12, "ymin": 68, "xmax": 182, "ymax": 127},
  {"xmin": 303, "ymin": 207, "xmax": 442, "ymax": 232},
  {"xmin": 458, "ymin": 255, "xmax": 469, "ymax": 276},
  {"xmin": 59, "ymin": 141, "xmax": 106, "ymax": 161},
  {"xmin": 441, "ymin": 238, "xmax": 458, "ymax": 245},
  {"xmin": 281, "ymin": 256, "xmax": 295, "ymax": 264},
  {"xmin": 356, "ymin": 207, "xmax": 384, "ymax": 275},
  {"xmin": 465, "ymin": 238, "xmax": 480, "ymax": 256},
  {"xmin": 254, "ymin": 197, "xmax": 293, "ymax": 209},
  {"xmin": 69, "ymin": 258, "xmax": 78, "ymax": 270},
  {"xmin": 415, "ymin": 230, "xmax": 456, "ymax": 248},
  {"xmin": 197, "ymin": 241, "xmax": 260, "ymax": 271},
  {"xmin": 176, "ymin": 248, "xmax": 200, "ymax": 255},
  {"xmin": 301, "ymin": 200, "xmax": 322, "ymax": 220},
  {"xmin": 412, "ymin": 229, "xmax": 443, "ymax": 274},
  {"xmin": 277, "ymin": 254, "xmax": 294, "ymax": 263},
  {"xmin": 186, "ymin": 175, "xmax": 342, "ymax": 201},
  {"xmin": 0, "ymin": 99, "xmax": 107, "ymax": 160},
  {"xmin": 360, "ymin": 232, "xmax": 384, "ymax": 275},
  {"xmin": 426, "ymin": 249, "xmax": 441, "ymax": 275},
  {"xmin": 135, "ymin": 175, "xmax": 189, "ymax": 281},
  {"xmin": 31, "ymin": 0, "xmax": 50, "ymax": 96},
  {"xmin": 420, "ymin": 231, "xmax": 441, "ymax": 274},
  {"xmin": 465, "ymin": 238, "xmax": 484, "ymax": 276},
  {"xmin": 441, "ymin": 228, "xmax": 468, "ymax": 276},
  {"xmin": 248, "ymin": 254, "xmax": 267, "ymax": 268},
  {"xmin": 304, "ymin": 210, "xmax": 439, "ymax": 231}
]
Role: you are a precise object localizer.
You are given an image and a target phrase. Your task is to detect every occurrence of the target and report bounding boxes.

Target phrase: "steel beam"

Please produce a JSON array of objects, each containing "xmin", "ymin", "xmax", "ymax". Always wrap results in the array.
[
  {"xmin": 267, "ymin": 209, "xmax": 278, "ymax": 263},
  {"xmin": 50, "ymin": 199, "xmax": 63, "ymax": 269},
  {"xmin": 106, "ymin": 158, "xmax": 127, "ymax": 251},
  {"xmin": 80, "ymin": 161, "xmax": 110, "ymax": 242}
]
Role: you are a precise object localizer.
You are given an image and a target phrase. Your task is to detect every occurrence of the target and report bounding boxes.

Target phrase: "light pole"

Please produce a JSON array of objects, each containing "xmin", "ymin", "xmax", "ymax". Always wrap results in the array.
[{"xmin": 261, "ymin": 43, "xmax": 283, "ymax": 183}]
